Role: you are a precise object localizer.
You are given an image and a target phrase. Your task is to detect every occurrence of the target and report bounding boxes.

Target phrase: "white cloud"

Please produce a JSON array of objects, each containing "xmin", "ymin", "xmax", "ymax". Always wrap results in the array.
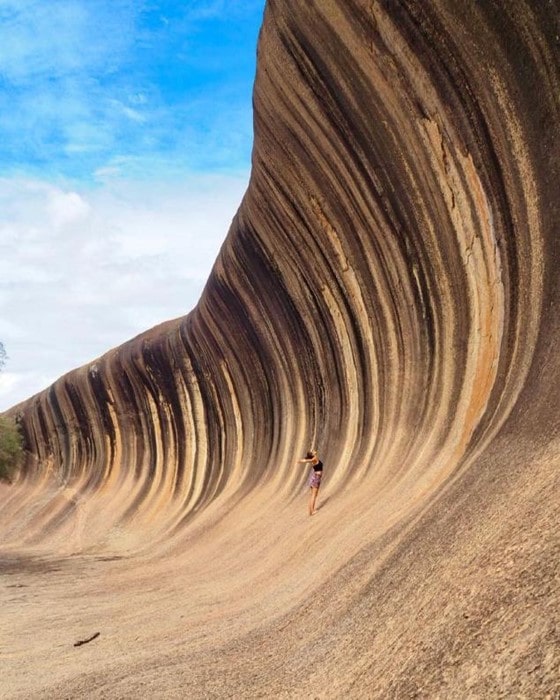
[
  {"xmin": 0, "ymin": 0, "xmax": 260, "ymax": 180},
  {"xmin": 0, "ymin": 372, "xmax": 19, "ymax": 394},
  {"xmin": 0, "ymin": 371, "xmax": 59, "ymax": 410},
  {"xmin": 0, "ymin": 1, "xmax": 263, "ymax": 411},
  {"xmin": 47, "ymin": 190, "xmax": 91, "ymax": 228},
  {"xmin": 0, "ymin": 1, "xmax": 135, "ymax": 84},
  {"xmin": 0, "ymin": 172, "xmax": 249, "ymax": 411}
]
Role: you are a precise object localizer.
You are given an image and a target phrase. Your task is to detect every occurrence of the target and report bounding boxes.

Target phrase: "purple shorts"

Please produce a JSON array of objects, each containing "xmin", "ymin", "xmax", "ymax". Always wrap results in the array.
[{"xmin": 308, "ymin": 471, "xmax": 322, "ymax": 489}]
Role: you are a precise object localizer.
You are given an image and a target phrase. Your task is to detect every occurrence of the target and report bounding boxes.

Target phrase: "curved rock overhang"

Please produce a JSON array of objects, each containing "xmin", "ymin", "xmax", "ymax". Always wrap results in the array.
[
  {"xmin": 0, "ymin": 0, "xmax": 557, "ymax": 581},
  {"xmin": 2, "ymin": 1, "xmax": 560, "ymax": 696}
]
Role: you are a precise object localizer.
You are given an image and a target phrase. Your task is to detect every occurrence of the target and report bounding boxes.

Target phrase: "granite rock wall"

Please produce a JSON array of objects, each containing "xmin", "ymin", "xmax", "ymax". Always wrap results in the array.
[
  {"xmin": 5, "ymin": 0, "xmax": 557, "ymax": 546},
  {"xmin": 0, "ymin": 0, "xmax": 560, "ymax": 697}
]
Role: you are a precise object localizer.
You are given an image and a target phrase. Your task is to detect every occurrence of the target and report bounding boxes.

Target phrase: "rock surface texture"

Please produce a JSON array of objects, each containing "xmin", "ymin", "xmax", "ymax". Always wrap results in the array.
[{"xmin": 2, "ymin": 1, "xmax": 559, "ymax": 697}]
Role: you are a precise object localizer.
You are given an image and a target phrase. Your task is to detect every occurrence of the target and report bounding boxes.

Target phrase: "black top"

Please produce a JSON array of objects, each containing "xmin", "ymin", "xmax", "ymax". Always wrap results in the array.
[{"xmin": 313, "ymin": 460, "xmax": 323, "ymax": 473}]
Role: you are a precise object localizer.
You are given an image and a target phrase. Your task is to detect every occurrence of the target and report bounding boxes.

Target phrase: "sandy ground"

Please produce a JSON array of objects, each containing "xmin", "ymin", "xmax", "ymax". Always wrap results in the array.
[{"xmin": 2, "ymin": 441, "xmax": 559, "ymax": 698}]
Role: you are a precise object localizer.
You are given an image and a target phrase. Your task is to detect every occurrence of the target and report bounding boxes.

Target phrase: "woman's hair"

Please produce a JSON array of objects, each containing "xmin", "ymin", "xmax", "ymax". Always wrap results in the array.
[{"xmin": 305, "ymin": 450, "xmax": 315, "ymax": 459}]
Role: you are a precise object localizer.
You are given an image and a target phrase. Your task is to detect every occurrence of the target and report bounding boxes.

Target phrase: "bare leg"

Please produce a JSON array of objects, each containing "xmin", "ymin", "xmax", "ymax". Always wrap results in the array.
[{"xmin": 309, "ymin": 487, "xmax": 319, "ymax": 515}]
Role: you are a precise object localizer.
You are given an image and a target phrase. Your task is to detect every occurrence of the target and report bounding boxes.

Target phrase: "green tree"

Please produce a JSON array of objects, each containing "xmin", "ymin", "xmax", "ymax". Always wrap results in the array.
[
  {"xmin": 0, "ymin": 415, "xmax": 23, "ymax": 482},
  {"xmin": 0, "ymin": 343, "xmax": 23, "ymax": 481}
]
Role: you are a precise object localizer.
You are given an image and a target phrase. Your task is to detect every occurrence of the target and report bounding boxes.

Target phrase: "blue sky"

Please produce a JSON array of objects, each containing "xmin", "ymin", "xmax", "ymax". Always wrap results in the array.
[{"xmin": 0, "ymin": 0, "xmax": 265, "ymax": 410}]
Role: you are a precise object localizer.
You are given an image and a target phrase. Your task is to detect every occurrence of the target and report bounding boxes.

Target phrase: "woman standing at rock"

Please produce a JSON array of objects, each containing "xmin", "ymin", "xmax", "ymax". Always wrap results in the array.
[{"xmin": 296, "ymin": 449, "xmax": 323, "ymax": 515}]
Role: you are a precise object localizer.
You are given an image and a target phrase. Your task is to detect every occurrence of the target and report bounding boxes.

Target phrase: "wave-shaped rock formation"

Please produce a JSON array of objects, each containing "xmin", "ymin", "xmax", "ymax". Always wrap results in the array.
[{"xmin": 2, "ymin": 1, "xmax": 559, "ymax": 697}]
